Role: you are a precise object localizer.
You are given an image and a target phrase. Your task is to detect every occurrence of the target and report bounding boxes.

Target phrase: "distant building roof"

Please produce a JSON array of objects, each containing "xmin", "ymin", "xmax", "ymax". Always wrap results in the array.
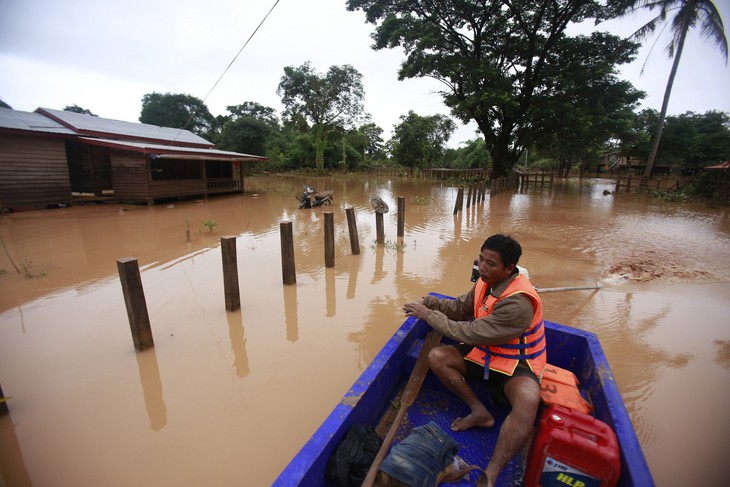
[
  {"xmin": 0, "ymin": 107, "xmax": 76, "ymax": 136},
  {"xmin": 78, "ymin": 137, "xmax": 267, "ymax": 162},
  {"xmin": 36, "ymin": 107, "xmax": 214, "ymax": 148},
  {"xmin": 1, "ymin": 107, "xmax": 267, "ymax": 163}
]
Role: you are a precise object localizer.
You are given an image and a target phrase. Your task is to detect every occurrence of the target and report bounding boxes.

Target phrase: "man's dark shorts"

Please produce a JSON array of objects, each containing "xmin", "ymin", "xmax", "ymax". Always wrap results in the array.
[{"xmin": 456, "ymin": 343, "xmax": 540, "ymax": 407}]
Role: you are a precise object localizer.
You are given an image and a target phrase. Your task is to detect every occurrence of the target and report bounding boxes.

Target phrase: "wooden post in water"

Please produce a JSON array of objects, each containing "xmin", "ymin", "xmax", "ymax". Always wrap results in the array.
[
  {"xmin": 453, "ymin": 187, "xmax": 464, "ymax": 214},
  {"xmin": 117, "ymin": 257, "xmax": 154, "ymax": 351},
  {"xmin": 466, "ymin": 186, "xmax": 473, "ymax": 208},
  {"xmin": 280, "ymin": 221, "xmax": 296, "ymax": 285},
  {"xmin": 626, "ymin": 173, "xmax": 633, "ymax": 192},
  {"xmin": 376, "ymin": 212, "xmax": 385, "ymax": 244},
  {"xmin": 345, "ymin": 207, "xmax": 360, "ymax": 255},
  {"xmin": 220, "ymin": 236, "xmax": 240, "ymax": 311},
  {"xmin": 397, "ymin": 196, "xmax": 405, "ymax": 237},
  {"xmin": 324, "ymin": 212, "xmax": 335, "ymax": 267},
  {"xmin": 615, "ymin": 169, "xmax": 622, "ymax": 193}
]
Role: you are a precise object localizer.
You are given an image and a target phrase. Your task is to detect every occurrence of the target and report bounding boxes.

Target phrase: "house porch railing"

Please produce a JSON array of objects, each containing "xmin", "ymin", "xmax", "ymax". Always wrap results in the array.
[{"xmin": 207, "ymin": 178, "xmax": 242, "ymax": 192}]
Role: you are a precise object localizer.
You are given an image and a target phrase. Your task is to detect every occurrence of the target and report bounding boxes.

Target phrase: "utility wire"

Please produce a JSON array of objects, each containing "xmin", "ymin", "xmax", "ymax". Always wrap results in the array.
[{"xmin": 181, "ymin": 0, "xmax": 282, "ymax": 134}]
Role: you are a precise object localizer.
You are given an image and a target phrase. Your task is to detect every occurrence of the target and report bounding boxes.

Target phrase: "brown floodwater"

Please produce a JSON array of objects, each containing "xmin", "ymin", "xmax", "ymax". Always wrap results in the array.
[{"xmin": 1, "ymin": 175, "xmax": 729, "ymax": 486}]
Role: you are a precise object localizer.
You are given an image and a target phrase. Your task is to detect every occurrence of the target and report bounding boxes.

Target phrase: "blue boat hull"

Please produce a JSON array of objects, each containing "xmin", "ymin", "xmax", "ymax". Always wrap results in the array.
[{"xmin": 275, "ymin": 293, "xmax": 654, "ymax": 486}]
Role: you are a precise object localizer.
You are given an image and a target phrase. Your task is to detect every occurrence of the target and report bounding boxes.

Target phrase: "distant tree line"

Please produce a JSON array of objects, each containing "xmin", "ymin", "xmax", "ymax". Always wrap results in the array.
[
  {"xmin": 4, "ymin": 0, "xmax": 726, "ymax": 176},
  {"xmin": 2, "ymin": 90, "xmax": 727, "ymax": 177},
  {"xmin": 133, "ymin": 84, "xmax": 728, "ymax": 175}
]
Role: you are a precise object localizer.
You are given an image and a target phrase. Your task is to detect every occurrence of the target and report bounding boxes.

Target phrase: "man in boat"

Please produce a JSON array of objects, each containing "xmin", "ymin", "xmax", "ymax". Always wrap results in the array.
[{"xmin": 402, "ymin": 233, "xmax": 545, "ymax": 487}]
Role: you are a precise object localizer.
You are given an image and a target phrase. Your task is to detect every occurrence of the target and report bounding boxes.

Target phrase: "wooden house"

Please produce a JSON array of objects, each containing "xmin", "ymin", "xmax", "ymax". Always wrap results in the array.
[
  {"xmin": 0, "ymin": 107, "xmax": 267, "ymax": 211},
  {"xmin": 0, "ymin": 108, "xmax": 76, "ymax": 211}
]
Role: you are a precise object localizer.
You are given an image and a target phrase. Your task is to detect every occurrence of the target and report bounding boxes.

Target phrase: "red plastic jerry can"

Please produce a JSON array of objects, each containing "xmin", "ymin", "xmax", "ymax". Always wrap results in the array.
[{"xmin": 523, "ymin": 405, "xmax": 621, "ymax": 487}]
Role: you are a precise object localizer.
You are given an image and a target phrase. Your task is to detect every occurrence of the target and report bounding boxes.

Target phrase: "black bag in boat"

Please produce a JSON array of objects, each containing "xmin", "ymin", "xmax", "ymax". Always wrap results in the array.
[{"xmin": 326, "ymin": 424, "xmax": 383, "ymax": 487}]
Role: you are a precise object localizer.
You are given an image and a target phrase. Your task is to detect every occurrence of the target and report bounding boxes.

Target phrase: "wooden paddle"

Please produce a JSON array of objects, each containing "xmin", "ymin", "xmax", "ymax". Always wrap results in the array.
[{"xmin": 361, "ymin": 329, "xmax": 443, "ymax": 487}]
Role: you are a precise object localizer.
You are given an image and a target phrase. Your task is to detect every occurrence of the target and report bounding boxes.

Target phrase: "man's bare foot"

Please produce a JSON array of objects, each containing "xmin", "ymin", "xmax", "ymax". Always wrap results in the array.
[{"xmin": 450, "ymin": 410, "xmax": 495, "ymax": 431}]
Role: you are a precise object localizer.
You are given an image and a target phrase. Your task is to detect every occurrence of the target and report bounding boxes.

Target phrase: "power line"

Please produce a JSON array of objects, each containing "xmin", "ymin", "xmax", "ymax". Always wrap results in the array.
[
  {"xmin": 200, "ymin": 0, "xmax": 282, "ymax": 106},
  {"xmin": 182, "ymin": 0, "xmax": 282, "ymax": 134}
]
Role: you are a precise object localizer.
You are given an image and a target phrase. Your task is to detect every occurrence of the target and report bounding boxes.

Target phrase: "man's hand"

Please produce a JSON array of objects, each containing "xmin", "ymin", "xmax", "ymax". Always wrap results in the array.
[{"xmin": 402, "ymin": 300, "xmax": 431, "ymax": 320}]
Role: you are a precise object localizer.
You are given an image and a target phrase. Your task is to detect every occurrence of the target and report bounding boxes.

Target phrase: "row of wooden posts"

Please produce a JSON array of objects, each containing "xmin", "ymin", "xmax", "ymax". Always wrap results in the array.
[
  {"xmin": 613, "ymin": 171, "xmax": 686, "ymax": 194},
  {"xmin": 432, "ymin": 177, "xmax": 522, "ymax": 215},
  {"xmin": 117, "ymin": 176, "xmax": 527, "ymax": 352},
  {"xmin": 492, "ymin": 175, "xmax": 521, "ymax": 196},
  {"xmin": 452, "ymin": 181, "xmax": 488, "ymax": 214},
  {"xmin": 117, "ymin": 197, "xmax": 408, "ymax": 352},
  {"xmin": 519, "ymin": 172, "xmax": 554, "ymax": 189},
  {"xmin": 118, "ymin": 178, "xmax": 528, "ymax": 352},
  {"xmin": 367, "ymin": 167, "xmax": 491, "ymax": 180}
]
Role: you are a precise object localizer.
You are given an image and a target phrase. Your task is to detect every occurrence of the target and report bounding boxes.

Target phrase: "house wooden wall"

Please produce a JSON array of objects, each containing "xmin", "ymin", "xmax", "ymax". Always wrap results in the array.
[
  {"xmin": 110, "ymin": 150, "xmax": 151, "ymax": 203},
  {"xmin": 111, "ymin": 150, "xmax": 207, "ymax": 204},
  {"xmin": 0, "ymin": 133, "xmax": 72, "ymax": 211},
  {"xmin": 66, "ymin": 141, "xmax": 113, "ymax": 195}
]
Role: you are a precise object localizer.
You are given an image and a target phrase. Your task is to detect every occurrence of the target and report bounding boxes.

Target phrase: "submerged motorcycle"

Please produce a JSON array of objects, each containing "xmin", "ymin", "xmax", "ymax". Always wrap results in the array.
[{"xmin": 297, "ymin": 185, "xmax": 334, "ymax": 209}]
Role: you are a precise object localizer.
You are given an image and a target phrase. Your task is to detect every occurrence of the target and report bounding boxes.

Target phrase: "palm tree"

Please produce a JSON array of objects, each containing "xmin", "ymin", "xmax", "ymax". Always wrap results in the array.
[{"xmin": 619, "ymin": 0, "xmax": 728, "ymax": 185}]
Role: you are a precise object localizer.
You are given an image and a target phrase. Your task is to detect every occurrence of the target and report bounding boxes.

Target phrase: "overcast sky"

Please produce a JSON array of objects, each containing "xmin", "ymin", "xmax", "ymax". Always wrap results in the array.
[{"xmin": 1, "ymin": 0, "xmax": 729, "ymax": 147}]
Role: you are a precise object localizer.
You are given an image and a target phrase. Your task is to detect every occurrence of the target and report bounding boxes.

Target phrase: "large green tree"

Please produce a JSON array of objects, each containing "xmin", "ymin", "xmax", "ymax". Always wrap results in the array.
[
  {"xmin": 390, "ymin": 111, "xmax": 456, "ymax": 168},
  {"xmin": 357, "ymin": 122, "xmax": 388, "ymax": 161},
  {"xmin": 139, "ymin": 92, "xmax": 215, "ymax": 137},
  {"xmin": 277, "ymin": 62, "xmax": 367, "ymax": 172},
  {"xmin": 225, "ymin": 101, "xmax": 279, "ymax": 126},
  {"xmin": 630, "ymin": 109, "xmax": 730, "ymax": 168},
  {"xmin": 611, "ymin": 0, "xmax": 728, "ymax": 183},
  {"xmin": 347, "ymin": 0, "xmax": 641, "ymax": 177},
  {"xmin": 217, "ymin": 102, "xmax": 280, "ymax": 156},
  {"xmin": 528, "ymin": 33, "xmax": 644, "ymax": 175},
  {"xmin": 451, "ymin": 139, "xmax": 492, "ymax": 170}
]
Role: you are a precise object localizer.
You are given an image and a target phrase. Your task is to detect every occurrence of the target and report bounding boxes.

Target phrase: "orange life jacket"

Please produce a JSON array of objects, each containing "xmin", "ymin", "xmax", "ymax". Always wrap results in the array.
[{"xmin": 465, "ymin": 275, "xmax": 547, "ymax": 379}]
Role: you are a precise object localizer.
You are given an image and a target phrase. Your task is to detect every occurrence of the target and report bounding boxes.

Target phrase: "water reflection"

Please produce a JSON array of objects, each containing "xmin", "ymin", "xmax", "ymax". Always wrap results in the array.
[
  {"xmin": 135, "ymin": 348, "xmax": 167, "ymax": 432},
  {"xmin": 325, "ymin": 267, "xmax": 336, "ymax": 317},
  {"xmin": 714, "ymin": 340, "xmax": 730, "ymax": 369},
  {"xmin": 226, "ymin": 310, "xmax": 250, "ymax": 379},
  {"xmin": 347, "ymin": 254, "xmax": 360, "ymax": 299},
  {"xmin": 283, "ymin": 283, "xmax": 299, "ymax": 342},
  {"xmin": 372, "ymin": 244, "xmax": 386, "ymax": 284}
]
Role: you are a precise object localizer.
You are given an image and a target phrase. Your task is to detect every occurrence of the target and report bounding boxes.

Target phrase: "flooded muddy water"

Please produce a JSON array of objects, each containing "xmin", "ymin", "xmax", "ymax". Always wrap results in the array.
[{"xmin": 1, "ymin": 175, "xmax": 729, "ymax": 486}]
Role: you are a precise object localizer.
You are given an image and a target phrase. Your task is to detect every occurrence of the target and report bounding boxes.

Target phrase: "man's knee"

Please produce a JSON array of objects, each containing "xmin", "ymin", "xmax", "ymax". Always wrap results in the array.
[
  {"xmin": 428, "ymin": 345, "xmax": 448, "ymax": 368},
  {"xmin": 428, "ymin": 345, "xmax": 461, "ymax": 370},
  {"xmin": 504, "ymin": 377, "xmax": 541, "ymax": 416}
]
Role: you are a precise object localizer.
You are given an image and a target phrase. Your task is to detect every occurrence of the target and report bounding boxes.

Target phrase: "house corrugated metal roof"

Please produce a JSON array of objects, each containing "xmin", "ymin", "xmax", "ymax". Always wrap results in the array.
[
  {"xmin": 78, "ymin": 137, "xmax": 268, "ymax": 162},
  {"xmin": 36, "ymin": 107, "xmax": 214, "ymax": 148},
  {"xmin": 0, "ymin": 108, "xmax": 76, "ymax": 135}
]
